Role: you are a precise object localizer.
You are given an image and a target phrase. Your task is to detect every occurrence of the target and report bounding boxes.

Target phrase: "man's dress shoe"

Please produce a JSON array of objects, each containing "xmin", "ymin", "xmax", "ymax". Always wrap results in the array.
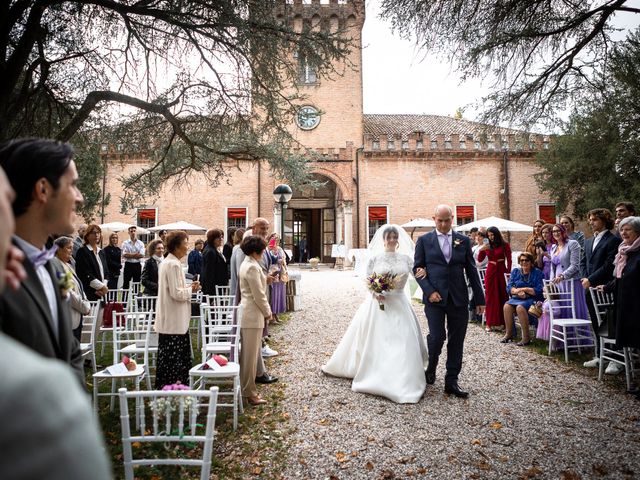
[
  {"xmin": 444, "ymin": 383, "xmax": 469, "ymax": 398},
  {"xmin": 255, "ymin": 374, "xmax": 278, "ymax": 384},
  {"xmin": 425, "ymin": 370, "xmax": 436, "ymax": 385}
]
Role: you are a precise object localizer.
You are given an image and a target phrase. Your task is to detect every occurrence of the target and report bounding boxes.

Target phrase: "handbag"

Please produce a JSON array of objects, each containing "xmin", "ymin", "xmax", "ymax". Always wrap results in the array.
[
  {"xmin": 597, "ymin": 305, "xmax": 617, "ymax": 338},
  {"xmin": 102, "ymin": 301, "xmax": 125, "ymax": 328},
  {"xmin": 528, "ymin": 303, "xmax": 542, "ymax": 318},
  {"xmin": 280, "ymin": 262, "xmax": 289, "ymax": 283}
]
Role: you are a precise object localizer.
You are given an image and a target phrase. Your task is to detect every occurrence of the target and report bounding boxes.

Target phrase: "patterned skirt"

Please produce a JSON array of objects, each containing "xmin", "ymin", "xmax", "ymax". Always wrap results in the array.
[{"xmin": 155, "ymin": 333, "xmax": 192, "ymax": 389}]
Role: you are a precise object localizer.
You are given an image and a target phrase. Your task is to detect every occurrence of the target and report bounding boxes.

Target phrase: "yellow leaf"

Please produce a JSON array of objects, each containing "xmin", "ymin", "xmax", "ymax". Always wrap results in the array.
[
  {"xmin": 471, "ymin": 439, "xmax": 482, "ymax": 445},
  {"xmin": 318, "ymin": 418, "xmax": 329, "ymax": 425},
  {"xmin": 252, "ymin": 466, "xmax": 262, "ymax": 475},
  {"xmin": 131, "ymin": 441, "xmax": 142, "ymax": 448},
  {"xmin": 489, "ymin": 421, "xmax": 503, "ymax": 429},
  {"xmin": 336, "ymin": 451, "xmax": 347, "ymax": 463}
]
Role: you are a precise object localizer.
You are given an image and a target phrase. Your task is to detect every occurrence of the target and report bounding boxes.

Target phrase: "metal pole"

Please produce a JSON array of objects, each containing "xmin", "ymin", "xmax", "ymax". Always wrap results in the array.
[{"xmin": 280, "ymin": 202, "xmax": 286, "ymax": 249}]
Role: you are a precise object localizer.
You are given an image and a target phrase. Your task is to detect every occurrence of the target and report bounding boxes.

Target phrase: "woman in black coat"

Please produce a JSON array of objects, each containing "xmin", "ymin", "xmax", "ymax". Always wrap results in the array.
[
  {"xmin": 604, "ymin": 216, "xmax": 640, "ymax": 349},
  {"xmin": 201, "ymin": 228, "xmax": 229, "ymax": 295},
  {"xmin": 141, "ymin": 239, "xmax": 164, "ymax": 296},
  {"xmin": 74, "ymin": 224, "xmax": 110, "ymax": 302}
]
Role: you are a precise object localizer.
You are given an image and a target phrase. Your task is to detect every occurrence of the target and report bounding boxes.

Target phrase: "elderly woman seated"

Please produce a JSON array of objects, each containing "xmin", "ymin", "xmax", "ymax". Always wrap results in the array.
[{"xmin": 501, "ymin": 252, "xmax": 544, "ymax": 346}]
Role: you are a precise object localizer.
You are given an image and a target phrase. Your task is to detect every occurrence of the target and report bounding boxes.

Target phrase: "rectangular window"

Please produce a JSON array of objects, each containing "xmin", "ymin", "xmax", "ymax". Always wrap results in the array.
[
  {"xmin": 372, "ymin": 140, "xmax": 380, "ymax": 150},
  {"xmin": 538, "ymin": 204, "xmax": 556, "ymax": 224},
  {"xmin": 226, "ymin": 207, "xmax": 248, "ymax": 230},
  {"xmin": 416, "ymin": 140, "xmax": 423, "ymax": 150},
  {"xmin": 455, "ymin": 205, "xmax": 475, "ymax": 226},
  {"xmin": 387, "ymin": 140, "xmax": 395, "ymax": 150},
  {"xmin": 459, "ymin": 140, "xmax": 466, "ymax": 149},
  {"xmin": 474, "ymin": 140, "xmax": 481, "ymax": 150},
  {"xmin": 444, "ymin": 139, "xmax": 452, "ymax": 149},
  {"xmin": 430, "ymin": 139, "xmax": 438, "ymax": 150},
  {"xmin": 136, "ymin": 208, "xmax": 157, "ymax": 244},
  {"xmin": 401, "ymin": 140, "xmax": 409, "ymax": 150},
  {"xmin": 367, "ymin": 205, "xmax": 388, "ymax": 242},
  {"xmin": 298, "ymin": 54, "xmax": 317, "ymax": 84}
]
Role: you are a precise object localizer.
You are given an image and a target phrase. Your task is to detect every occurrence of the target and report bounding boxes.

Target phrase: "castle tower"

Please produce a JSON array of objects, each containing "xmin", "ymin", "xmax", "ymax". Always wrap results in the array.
[{"xmin": 275, "ymin": 0, "xmax": 365, "ymax": 150}]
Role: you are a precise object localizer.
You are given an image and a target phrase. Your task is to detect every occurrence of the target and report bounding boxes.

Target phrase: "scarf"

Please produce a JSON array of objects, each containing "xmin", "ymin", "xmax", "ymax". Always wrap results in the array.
[{"xmin": 614, "ymin": 235, "xmax": 640, "ymax": 278}]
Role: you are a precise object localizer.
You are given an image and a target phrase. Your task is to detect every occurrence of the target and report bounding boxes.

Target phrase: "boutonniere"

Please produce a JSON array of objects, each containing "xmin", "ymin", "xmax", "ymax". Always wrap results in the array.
[
  {"xmin": 453, "ymin": 239, "xmax": 462, "ymax": 248},
  {"xmin": 56, "ymin": 270, "xmax": 74, "ymax": 298}
]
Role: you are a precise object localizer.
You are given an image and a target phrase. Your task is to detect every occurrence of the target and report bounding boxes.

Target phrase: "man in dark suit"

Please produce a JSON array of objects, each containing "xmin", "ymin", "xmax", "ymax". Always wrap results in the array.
[
  {"xmin": 580, "ymin": 208, "xmax": 622, "ymax": 369},
  {"xmin": 414, "ymin": 205, "xmax": 485, "ymax": 398},
  {"xmin": 0, "ymin": 138, "xmax": 85, "ymax": 384}
]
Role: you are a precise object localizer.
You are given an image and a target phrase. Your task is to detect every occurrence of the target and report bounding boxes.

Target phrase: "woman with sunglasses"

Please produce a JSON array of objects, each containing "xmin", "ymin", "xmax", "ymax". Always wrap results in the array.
[{"xmin": 501, "ymin": 252, "xmax": 544, "ymax": 345}]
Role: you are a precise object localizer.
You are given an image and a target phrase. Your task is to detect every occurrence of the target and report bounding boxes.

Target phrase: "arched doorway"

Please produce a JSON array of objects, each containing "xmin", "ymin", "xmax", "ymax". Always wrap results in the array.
[{"xmin": 286, "ymin": 173, "xmax": 339, "ymax": 262}]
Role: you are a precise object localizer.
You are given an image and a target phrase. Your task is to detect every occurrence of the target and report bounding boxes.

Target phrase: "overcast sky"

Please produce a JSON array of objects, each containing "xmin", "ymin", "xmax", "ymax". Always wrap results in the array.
[{"xmin": 361, "ymin": 0, "xmax": 640, "ymax": 120}]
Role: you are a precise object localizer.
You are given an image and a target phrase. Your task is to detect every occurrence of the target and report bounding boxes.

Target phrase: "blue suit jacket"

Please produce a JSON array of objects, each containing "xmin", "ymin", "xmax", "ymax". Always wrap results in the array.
[
  {"xmin": 414, "ymin": 230, "xmax": 485, "ymax": 308},
  {"xmin": 580, "ymin": 230, "xmax": 621, "ymax": 286}
]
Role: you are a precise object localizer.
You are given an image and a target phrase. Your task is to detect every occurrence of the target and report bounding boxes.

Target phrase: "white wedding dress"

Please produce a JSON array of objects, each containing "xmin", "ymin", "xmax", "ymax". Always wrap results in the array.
[{"xmin": 322, "ymin": 252, "xmax": 428, "ymax": 403}]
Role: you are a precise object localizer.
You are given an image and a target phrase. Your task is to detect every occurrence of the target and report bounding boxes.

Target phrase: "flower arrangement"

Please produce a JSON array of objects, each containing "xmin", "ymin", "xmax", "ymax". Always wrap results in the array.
[
  {"xmin": 453, "ymin": 238, "xmax": 462, "ymax": 248},
  {"xmin": 56, "ymin": 269, "xmax": 74, "ymax": 298},
  {"xmin": 366, "ymin": 272, "xmax": 397, "ymax": 310},
  {"xmin": 149, "ymin": 382, "xmax": 198, "ymax": 416},
  {"xmin": 122, "ymin": 355, "xmax": 137, "ymax": 371}
]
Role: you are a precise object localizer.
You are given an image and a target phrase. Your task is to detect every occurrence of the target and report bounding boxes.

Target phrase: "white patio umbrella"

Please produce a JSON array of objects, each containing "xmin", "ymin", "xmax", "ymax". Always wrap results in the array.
[
  {"xmin": 99, "ymin": 222, "xmax": 149, "ymax": 234},
  {"xmin": 454, "ymin": 216, "xmax": 533, "ymax": 232},
  {"xmin": 149, "ymin": 221, "xmax": 207, "ymax": 235},
  {"xmin": 401, "ymin": 218, "xmax": 436, "ymax": 238}
]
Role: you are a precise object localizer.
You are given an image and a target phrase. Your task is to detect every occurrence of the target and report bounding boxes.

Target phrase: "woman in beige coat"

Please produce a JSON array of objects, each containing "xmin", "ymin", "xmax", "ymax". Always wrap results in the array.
[
  {"xmin": 239, "ymin": 236, "xmax": 272, "ymax": 405},
  {"xmin": 155, "ymin": 231, "xmax": 200, "ymax": 388}
]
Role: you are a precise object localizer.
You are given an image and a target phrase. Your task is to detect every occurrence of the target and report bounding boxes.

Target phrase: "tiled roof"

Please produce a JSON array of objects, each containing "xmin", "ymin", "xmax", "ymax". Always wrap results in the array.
[{"xmin": 363, "ymin": 114, "xmax": 525, "ymax": 139}]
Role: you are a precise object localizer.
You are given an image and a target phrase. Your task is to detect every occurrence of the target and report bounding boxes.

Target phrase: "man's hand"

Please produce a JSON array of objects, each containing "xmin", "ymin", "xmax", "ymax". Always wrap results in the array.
[
  {"xmin": 4, "ymin": 245, "xmax": 26, "ymax": 291},
  {"xmin": 266, "ymin": 273, "xmax": 277, "ymax": 285},
  {"xmin": 415, "ymin": 267, "xmax": 427, "ymax": 279},
  {"xmin": 581, "ymin": 278, "xmax": 591, "ymax": 289},
  {"xmin": 476, "ymin": 305, "xmax": 486, "ymax": 314},
  {"xmin": 191, "ymin": 281, "xmax": 200, "ymax": 292},
  {"xmin": 428, "ymin": 291, "xmax": 442, "ymax": 303}
]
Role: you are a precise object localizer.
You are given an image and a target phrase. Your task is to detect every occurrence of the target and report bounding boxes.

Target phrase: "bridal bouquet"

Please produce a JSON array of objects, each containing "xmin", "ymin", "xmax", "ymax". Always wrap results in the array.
[{"xmin": 366, "ymin": 272, "xmax": 397, "ymax": 310}]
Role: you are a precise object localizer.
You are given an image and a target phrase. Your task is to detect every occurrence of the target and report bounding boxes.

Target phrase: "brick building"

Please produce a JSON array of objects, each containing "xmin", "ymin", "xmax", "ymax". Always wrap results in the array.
[{"xmin": 100, "ymin": 0, "xmax": 555, "ymax": 261}]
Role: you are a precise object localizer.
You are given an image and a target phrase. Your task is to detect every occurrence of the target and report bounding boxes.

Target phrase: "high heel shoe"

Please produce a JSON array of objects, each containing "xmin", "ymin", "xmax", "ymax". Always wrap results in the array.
[
  {"xmin": 500, "ymin": 337, "xmax": 513, "ymax": 344},
  {"xmin": 247, "ymin": 396, "xmax": 267, "ymax": 406},
  {"xmin": 516, "ymin": 340, "xmax": 531, "ymax": 347}
]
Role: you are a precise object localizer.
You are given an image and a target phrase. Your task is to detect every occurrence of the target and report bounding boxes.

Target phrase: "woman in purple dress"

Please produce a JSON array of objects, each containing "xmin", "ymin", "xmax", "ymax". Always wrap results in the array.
[
  {"xmin": 535, "ymin": 223, "xmax": 556, "ymax": 280},
  {"xmin": 536, "ymin": 224, "xmax": 587, "ymax": 341},
  {"xmin": 266, "ymin": 233, "xmax": 287, "ymax": 322}
]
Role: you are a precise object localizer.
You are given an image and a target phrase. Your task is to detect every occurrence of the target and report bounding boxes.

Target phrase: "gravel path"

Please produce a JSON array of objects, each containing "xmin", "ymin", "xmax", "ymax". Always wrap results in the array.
[{"xmin": 269, "ymin": 268, "xmax": 640, "ymax": 480}]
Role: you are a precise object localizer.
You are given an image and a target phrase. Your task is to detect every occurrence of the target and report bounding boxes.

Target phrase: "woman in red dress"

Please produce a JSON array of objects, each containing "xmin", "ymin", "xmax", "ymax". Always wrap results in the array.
[{"xmin": 478, "ymin": 227, "xmax": 512, "ymax": 331}]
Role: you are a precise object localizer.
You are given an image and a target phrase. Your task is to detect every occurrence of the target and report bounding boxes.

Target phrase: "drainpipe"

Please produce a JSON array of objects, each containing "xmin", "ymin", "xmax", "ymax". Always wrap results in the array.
[
  {"xmin": 355, "ymin": 147, "xmax": 362, "ymax": 248},
  {"xmin": 257, "ymin": 159, "xmax": 261, "ymax": 218},
  {"xmin": 500, "ymin": 146, "xmax": 511, "ymax": 219},
  {"xmin": 100, "ymin": 157, "xmax": 107, "ymax": 223}
]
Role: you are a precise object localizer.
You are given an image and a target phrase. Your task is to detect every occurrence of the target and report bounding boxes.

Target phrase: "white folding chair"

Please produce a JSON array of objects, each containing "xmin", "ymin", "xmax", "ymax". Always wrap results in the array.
[
  {"xmin": 99, "ymin": 288, "xmax": 128, "ymax": 356},
  {"xmin": 133, "ymin": 295, "xmax": 157, "ymax": 313},
  {"xmin": 200, "ymin": 304, "xmax": 241, "ymax": 361},
  {"xmin": 589, "ymin": 287, "xmax": 638, "ymax": 390},
  {"xmin": 215, "ymin": 285, "xmax": 231, "ymax": 296},
  {"xmin": 118, "ymin": 386, "xmax": 219, "ymax": 480},
  {"xmin": 80, "ymin": 300, "xmax": 101, "ymax": 373},
  {"xmin": 93, "ymin": 312, "xmax": 148, "ymax": 416},
  {"xmin": 477, "ymin": 267, "xmax": 487, "ymax": 325},
  {"xmin": 190, "ymin": 305, "xmax": 243, "ymax": 430},
  {"xmin": 119, "ymin": 310, "xmax": 157, "ymax": 390},
  {"xmin": 546, "ymin": 279, "xmax": 595, "ymax": 362}
]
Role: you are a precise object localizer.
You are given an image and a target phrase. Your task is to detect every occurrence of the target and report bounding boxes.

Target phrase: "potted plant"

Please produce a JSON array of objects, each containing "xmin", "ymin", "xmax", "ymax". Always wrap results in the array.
[{"xmin": 309, "ymin": 257, "xmax": 320, "ymax": 270}]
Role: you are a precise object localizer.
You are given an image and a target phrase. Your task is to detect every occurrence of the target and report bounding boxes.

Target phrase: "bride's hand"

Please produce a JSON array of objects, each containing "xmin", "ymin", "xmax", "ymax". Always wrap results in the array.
[{"xmin": 415, "ymin": 267, "xmax": 427, "ymax": 279}]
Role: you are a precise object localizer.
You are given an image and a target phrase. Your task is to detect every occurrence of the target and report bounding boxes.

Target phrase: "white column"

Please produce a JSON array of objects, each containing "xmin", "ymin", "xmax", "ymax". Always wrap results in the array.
[
  {"xmin": 273, "ymin": 204, "xmax": 282, "ymax": 239},
  {"xmin": 343, "ymin": 202, "xmax": 353, "ymax": 266},
  {"xmin": 336, "ymin": 204, "xmax": 344, "ymax": 245}
]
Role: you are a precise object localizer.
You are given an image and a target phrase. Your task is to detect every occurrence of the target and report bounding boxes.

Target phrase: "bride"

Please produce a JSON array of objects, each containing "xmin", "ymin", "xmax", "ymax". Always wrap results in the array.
[{"xmin": 322, "ymin": 224, "xmax": 428, "ymax": 403}]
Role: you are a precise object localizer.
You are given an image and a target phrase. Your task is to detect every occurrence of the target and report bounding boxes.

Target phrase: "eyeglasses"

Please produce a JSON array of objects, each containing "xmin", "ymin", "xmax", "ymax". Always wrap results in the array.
[{"xmin": 519, "ymin": 259, "xmax": 531, "ymax": 263}]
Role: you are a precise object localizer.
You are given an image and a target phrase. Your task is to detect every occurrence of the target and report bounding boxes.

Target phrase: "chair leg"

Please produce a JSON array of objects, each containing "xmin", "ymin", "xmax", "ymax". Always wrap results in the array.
[
  {"xmin": 624, "ymin": 348, "xmax": 633, "ymax": 391},
  {"xmin": 110, "ymin": 378, "xmax": 116, "ymax": 412},
  {"xmin": 93, "ymin": 379, "xmax": 99, "ymax": 418},
  {"xmin": 598, "ymin": 338, "xmax": 605, "ymax": 381},
  {"xmin": 563, "ymin": 327, "xmax": 569, "ymax": 363}
]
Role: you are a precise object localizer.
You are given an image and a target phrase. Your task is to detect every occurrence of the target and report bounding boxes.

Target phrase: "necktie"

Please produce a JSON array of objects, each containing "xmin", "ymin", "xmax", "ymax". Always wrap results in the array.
[
  {"xmin": 442, "ymin": 234, "xmax": 451, "ymax": 263},
  {"xmin": 29, "ymin": 245, "xmax": 59, "ymax": 269}
]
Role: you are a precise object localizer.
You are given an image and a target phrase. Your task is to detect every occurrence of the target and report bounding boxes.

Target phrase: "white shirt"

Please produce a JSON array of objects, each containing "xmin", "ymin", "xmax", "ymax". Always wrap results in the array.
[
  {"xmin": 591, "ymin": 230, "xmax": 607, "ymax": 251},
  {"xmin": 14, "ymin": 236, "xmax": 59, "ymax": 339},
  {"xmin": 122, "ymin": 238, "xmax": 145, "ymax": 264}
]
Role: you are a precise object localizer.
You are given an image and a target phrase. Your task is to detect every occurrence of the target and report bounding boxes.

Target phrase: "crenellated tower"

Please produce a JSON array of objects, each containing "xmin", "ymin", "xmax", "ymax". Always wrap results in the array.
[{"xmin": 274, "ymin": 0, "xmax": 365, "ymax": 150}]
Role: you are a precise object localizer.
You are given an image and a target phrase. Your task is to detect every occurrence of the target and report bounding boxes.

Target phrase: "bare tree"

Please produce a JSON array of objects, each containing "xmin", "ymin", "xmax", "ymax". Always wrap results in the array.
[
  {"xmin": 1, "ymin": 0, "xmax": 352, "ymax": 212},
  {"xmin": 380, "ymin": 0, "xmax": 640, "ymax": 128}
]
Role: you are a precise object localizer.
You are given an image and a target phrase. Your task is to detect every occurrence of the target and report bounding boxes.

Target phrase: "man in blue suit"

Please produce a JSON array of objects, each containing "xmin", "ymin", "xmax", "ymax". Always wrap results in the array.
[
  {"xmin": 580, "ymin": 208, "xmax": 621, "ymax": 370},
  {"xmin": 414, "ymin": 205, "xmax": 485, "ymax": 398}
]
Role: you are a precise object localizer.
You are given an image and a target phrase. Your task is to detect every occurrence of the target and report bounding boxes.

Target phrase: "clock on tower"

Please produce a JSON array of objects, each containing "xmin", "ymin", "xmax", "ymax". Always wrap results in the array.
[{"xmin": 296, "ymin": 105, "xmax": 321, "ymax": 130}]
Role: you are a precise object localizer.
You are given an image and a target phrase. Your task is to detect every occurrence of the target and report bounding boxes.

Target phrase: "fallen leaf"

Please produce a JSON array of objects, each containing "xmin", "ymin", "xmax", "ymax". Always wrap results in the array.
[
  {"xmin": 471, "ymin": 439, "xmax": 482, "ymax": 445},
  {"xmin": 281, "ymin": 412, "xmax": 290, "ymax": 421},
  {"xmin": 474, "ymin": 460, "xmax": 492, "ymax": 471},
  {"xmin": 318, "ymin": 418, "xmax": 329, "ymax": 425},
  {"xmin": 405, "ymin": 469, "xmax": 415, "ymax": 476},
  {"xmin": 521, "ymin": 466, "xmax": 543, "ymax": 478},
  {"xmin": 131, "ymin": 441, "xmax": 142, "ymax": 448},
  {"xmin": 560, "ymin": 471, "xmax": 581, "ymax": 480},
  {"xmin": 380, "ymin": 470, "xmax": 395, "ymax": 479},
  {"xmin": 350, "ymin": 451, "xmax": 358, "ymax": 457},
  {"xmin": 416, "ymin": 467, "xmax": 427, "ymax": 474},
  {"xmin": 489, "ymin": 421, "xmax": 503, "ymax": 429},
  {"xmin": 336, "ymin": 451, "xmax": 347, "ymax": 463},
  {"xmin": 252, "ymin": 466, "xmax": 262, "ymax": 475},
  {"xmin": 367, "ymin": 436, "xmax": 376, "ymax": 442},
  {"xmin": 365, "ymin": 461, "xmax": 374, "ymax": 471}
]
